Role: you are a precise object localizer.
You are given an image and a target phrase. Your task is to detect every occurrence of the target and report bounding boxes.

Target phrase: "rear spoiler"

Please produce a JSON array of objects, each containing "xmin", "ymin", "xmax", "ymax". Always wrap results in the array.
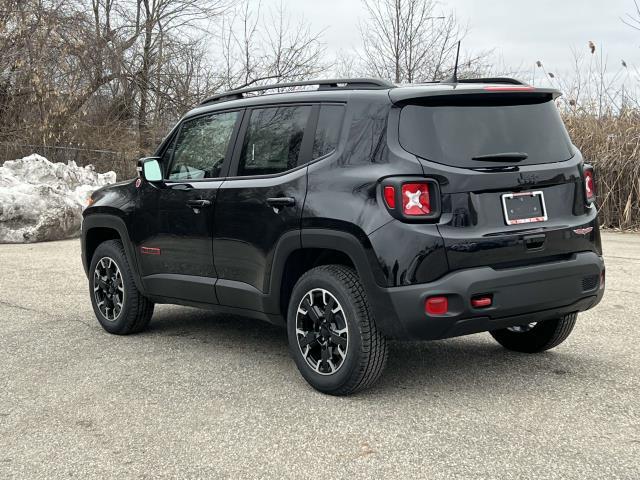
[{"xmin": 389, "ymin": 85, "xmax": 561, "ymax": 105}]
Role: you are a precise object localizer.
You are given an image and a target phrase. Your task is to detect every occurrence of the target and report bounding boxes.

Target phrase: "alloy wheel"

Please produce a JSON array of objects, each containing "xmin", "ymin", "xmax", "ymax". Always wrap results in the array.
[
  {"xmin": 295, "ymin": 288, "xmax": 349, "ymax": 376},
  {"xmin": 93, "ymin": 257, "xmax": 124, "ymax": 321}
]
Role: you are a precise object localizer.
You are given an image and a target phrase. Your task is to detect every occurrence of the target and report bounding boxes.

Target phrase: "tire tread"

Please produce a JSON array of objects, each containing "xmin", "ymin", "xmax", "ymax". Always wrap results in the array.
[
  {"xmin": 91, "ymin": 240, "xmax": 154, "ymax": 335},
  {"xmin": 293, "ymin": 265, "xmax": 388, "ymax": 395},
  {"xmin": 490, "ymin": 312, "xmax": 577, "ymax": 353}
]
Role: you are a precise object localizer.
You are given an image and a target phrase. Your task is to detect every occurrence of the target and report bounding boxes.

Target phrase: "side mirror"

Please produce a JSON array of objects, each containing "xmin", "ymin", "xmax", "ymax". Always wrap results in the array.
[{"xmin": 137, "ymin": 157, "xmax": 163, "ymax": 183}]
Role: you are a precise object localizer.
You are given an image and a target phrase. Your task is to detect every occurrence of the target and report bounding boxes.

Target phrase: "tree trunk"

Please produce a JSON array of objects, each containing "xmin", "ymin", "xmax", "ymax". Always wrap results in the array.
[{"xmin": 138, "ymin": 21, "xmax": 153, "ymax": 154}]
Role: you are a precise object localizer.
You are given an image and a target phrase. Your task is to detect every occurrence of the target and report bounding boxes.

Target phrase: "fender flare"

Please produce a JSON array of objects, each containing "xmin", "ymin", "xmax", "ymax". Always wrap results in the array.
[
  {"xmin": 265, "ymin": 228, "xmax": 399, "ymax": 335},
  {"xmin": 81, "ymin": 213, "xmax": 145, "ymax": 294},
  {"xmin": 299, "ymin": 228, "xmax": 386, "ymax": 289}
]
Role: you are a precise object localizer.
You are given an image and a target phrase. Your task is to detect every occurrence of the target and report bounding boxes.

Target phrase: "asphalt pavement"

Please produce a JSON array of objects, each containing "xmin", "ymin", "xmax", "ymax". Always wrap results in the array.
[{"xmin": 0, "ymin": 232, "xmax": 638, "ymax": 479}]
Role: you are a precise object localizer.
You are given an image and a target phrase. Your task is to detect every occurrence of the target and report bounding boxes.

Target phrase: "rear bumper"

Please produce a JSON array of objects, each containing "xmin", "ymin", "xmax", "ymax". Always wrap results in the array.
[{"xmin": 372, "ymin": 251, "xmax": 605, "ymax": 340}]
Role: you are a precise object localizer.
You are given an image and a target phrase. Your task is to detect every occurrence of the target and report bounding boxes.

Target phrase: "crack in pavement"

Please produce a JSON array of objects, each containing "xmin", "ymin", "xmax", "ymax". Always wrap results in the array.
[
  {"xmin": 0, "ymin": 299, "xmax": 92, "ymax": 328},
  {"xmin": 0, "ymin": 300, "xmax": 43, "ymax": 314}
]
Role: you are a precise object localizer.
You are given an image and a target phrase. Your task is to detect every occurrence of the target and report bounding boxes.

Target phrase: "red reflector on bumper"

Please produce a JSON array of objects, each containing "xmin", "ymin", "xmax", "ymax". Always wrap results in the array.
[
  {"xmin": 471, "ymin": 296, "xmax": 492, "ymax": 308},
  {"xmin": 425, "ymin": 296, "xmax": 448, "ymax": 315}
]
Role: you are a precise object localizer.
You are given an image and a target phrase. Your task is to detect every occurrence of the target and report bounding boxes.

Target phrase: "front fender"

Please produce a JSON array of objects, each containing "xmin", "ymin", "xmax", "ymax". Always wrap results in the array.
[{"xmin": 81, "ymin": 213, "xmax": 145, "ymax": 294}]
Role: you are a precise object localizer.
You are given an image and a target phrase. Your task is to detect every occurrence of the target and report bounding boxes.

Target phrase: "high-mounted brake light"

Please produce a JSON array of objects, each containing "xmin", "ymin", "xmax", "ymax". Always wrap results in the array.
[
  {"xmin": 483, "ymin": 85, "xmax": 535, "ymax": 92},
  {"xmin": 401, "ymin": 183, "xmax": 431, "ymax": 216},
  {"xmin": 583, "ymin": 165, "xmax": 596, "ymax": 204}
]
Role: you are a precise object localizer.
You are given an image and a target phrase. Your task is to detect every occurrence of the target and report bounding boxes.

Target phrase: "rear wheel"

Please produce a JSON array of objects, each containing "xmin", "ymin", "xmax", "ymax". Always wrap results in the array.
[
  {"xmin": 89, "ymin": 240, "xmax": 154, "ymax": 334},
  {"xmin": 287, "ymin": 265, "xmax": 388, "ymax": 395},
  {"xmin": 490, "ymin": 313, "xmax": 577, "ymax": 353}
]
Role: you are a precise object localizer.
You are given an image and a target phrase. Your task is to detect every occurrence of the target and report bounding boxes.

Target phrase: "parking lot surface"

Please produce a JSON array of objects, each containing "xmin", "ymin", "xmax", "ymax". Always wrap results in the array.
[{"xmin": 0, "ymin": 232, "xmax": 638, "ymax": 479}]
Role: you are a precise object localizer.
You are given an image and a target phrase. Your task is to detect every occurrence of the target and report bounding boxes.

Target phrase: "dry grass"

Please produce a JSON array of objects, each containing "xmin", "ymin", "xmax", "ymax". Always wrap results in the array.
[{"xmin": 565, "ymin": 112, "xmax": 640, "ymax": 230}]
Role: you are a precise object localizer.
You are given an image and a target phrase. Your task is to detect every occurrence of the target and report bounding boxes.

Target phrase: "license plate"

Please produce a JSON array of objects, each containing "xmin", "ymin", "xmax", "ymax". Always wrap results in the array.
[{"xmin": 501, "ymin": 191, "xmax": 547, "ymax": 225}]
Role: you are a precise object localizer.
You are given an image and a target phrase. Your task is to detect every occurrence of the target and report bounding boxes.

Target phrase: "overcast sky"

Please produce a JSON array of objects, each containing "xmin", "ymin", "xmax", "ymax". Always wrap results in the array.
[{"xmin": 282, "ymin": 0, "xmax": 637, "ymax": 81}]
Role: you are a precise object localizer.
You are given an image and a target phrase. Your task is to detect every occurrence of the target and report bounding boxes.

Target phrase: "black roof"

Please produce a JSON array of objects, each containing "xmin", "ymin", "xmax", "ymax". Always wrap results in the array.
[{"xmin": 186, "ymin": 77, "xmax": 560, "ymax": 118}]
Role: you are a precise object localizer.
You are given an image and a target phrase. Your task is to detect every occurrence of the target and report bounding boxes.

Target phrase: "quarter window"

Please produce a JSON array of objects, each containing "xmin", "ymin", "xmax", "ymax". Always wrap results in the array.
[
  {"xmin": 237, "ymin": 105, "xmax": 311, "ymax": 176},
  {"xmin": 167, "ymin": 111, "xmax": 238, "ymax": 180},
  {"xmin": 312, "ymin": 105, "xmax": 345, "ymax": 159}
]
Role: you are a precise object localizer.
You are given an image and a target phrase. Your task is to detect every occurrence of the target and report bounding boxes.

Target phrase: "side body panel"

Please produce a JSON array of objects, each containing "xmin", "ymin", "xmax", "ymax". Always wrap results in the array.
[
  {"xmin": 132, "ymin": 180, "xmax": 223, "ymax": 303},
  {"xmin": 212, "ymin": 103, "xmax": 314, "ymax": 313},
  {"xmin": 213, "ymin": 169, "xmax": 307, "ymax": 306}
]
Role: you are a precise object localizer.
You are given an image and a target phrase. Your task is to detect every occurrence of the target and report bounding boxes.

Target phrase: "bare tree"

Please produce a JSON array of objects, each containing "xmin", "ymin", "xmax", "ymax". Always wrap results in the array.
[
  {"xmin": 110, "ymin": 0, "xmax": 230, "ymax": 150},
  {"xmin": 358, "ymin": 0, "xmax": 486, "ymax": 83},
  {"xmin": 622, "ymin": 0, "xmax": 640, "ymax": 30},
  {"xmin": 218, "ymin": 0, "xmax": 327, "ymax": 90}
]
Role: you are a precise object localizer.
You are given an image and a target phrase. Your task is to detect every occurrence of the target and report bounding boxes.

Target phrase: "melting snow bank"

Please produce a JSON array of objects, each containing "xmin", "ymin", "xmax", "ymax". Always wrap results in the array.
[{"xmin": 0, "ymin": 154, "xmax": 116, "ymax": 243}]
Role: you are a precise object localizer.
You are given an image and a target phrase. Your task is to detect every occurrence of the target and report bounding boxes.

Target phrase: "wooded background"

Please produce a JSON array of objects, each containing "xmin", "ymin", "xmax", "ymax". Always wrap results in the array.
[{"xmin": 1, "ymin": 0, "xmax": 638, "ymax": 228}]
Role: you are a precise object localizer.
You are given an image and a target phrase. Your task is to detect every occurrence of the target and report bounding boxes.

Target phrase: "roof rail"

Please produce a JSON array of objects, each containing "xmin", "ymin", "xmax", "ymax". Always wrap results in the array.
[
  {"xmin": 456, "ymin": 77, "xmax": 527, "ymax": 86},
  {"xmin": 199, "ymin": 78, "xmax": 395, "ymax": 105}
]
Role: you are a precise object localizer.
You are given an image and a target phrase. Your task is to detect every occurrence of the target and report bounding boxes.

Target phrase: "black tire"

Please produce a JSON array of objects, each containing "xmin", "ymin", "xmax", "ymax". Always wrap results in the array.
[
  {"xmin": 490, "ymin": 313, "xmax": 578, "ymax": 353},
  {"xmin": 89, "ymin": 239, "xmax": 154, "ymax": 335},
  {"xmin": 287, "ymin": 265, "xmax": 388, "ymax": 395}
]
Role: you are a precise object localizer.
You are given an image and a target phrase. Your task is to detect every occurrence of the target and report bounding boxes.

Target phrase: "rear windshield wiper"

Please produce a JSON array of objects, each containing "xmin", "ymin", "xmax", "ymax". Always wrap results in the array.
[{"xmin": 472, "ymin": 152, "xmax": 528, "ymax": 162}]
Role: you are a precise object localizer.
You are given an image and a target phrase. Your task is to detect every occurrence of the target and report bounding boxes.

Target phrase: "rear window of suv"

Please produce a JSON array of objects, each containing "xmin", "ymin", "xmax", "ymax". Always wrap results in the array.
[{"xmin": 398, "ymin": 97, "xmax": 574, "ymax": 168}]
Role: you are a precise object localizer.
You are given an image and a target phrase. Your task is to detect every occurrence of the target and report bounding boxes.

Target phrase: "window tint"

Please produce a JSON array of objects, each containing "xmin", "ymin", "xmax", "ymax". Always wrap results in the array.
[
  {"xmin": 312, "ymin": 105, "xmax": 345, "ymax": 159},
  {"xmin": 237, "ymin": 105, "xmax": 311, "ymax": 176},
  {"xmin": 168, "ymin": 111, "xmax": 238, "ymax": 180},
  {"xmin": 398, "ymin": 99, "xmax": 573, "ymax": 168}
]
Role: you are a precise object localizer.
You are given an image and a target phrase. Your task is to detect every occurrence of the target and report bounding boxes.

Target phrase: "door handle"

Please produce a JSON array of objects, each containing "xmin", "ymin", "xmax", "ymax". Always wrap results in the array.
[
  {"xmin": 266, "ymin": 197, "xmax": 296, "ymax": 208},
  {"xmin": 186, "ymin": 199, "xmax": 211, "ymax": 209},
  {"xmin": 170, "ymin": 183, "xmax": 193, "ymax": 190}
]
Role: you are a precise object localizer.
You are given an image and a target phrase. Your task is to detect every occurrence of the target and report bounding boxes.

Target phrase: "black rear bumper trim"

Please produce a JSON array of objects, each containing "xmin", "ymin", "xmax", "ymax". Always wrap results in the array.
[{"xmin": 370, "ymin": 251, "xmax": 605, "ymax": 339}]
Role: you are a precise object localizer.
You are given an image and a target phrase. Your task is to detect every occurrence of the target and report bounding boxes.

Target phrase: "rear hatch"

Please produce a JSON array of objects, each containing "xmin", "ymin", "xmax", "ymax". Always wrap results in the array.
[{"xmin": 394, "ymin": 87, "xmax": 599, "ymax": 272}]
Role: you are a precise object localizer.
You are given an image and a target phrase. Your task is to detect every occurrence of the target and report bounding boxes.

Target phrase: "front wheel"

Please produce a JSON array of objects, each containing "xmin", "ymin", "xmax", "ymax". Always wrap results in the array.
[
  {"xmin": 89, "ymin": 239, "xmax": 154, "ymax": 335},
  {"xmin": 490, "ymin": 313, "xmax": 578, "ymax": 353},
  {"xmin": 287, "ymin": 265, "xmax": 388, "ymax": 395}
]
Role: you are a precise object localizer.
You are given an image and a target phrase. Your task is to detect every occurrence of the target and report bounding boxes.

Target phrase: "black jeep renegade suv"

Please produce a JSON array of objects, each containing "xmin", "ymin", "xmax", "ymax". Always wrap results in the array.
[{"xmin": 82, "ymin": 78, "xmax": 605, "ymax": 395}]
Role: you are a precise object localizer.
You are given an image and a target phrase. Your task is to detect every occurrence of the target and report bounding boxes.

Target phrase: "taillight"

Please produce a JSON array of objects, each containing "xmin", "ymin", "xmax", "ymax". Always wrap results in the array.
[
  {"xmin": 383, "ymin": 186, "xmax": 396, "ymax": 209},
  {"xmin": 401, "ymin": 183, "xmax": 431, "ymax": 215},
  {"xmin": 583, "ymin": 164, "xmax": 596, "ymax": 204},
  {"xmin": 381, "ymin": 178, "xmax": 441, "ymax": 222}
]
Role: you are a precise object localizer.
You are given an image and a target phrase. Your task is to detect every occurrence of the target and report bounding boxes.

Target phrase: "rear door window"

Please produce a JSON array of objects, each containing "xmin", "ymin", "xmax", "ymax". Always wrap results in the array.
[
  {"xmin": 237, "ymin": 105, "xmax": 312, "ymax": 176},
  {"xmin": 312, "ymin": 104, "xmax": 345, "ymax": 159},
  {"xmin": 398, "ymin": 98, "xmax": 574, "ymax": 168}
]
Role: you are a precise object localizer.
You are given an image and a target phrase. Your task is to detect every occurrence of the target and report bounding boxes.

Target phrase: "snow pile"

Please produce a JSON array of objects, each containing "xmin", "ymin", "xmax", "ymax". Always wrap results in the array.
[{"xmin": 0, "ymin": 154, "xmax": 116, "ymax": 243}]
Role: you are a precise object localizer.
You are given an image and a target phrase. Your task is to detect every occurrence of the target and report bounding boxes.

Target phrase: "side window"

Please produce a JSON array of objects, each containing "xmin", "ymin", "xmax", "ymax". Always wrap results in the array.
[
  {"xmin": 312, "ymin": 105, "xmax": 345, "ymax": 159},
  {"xmin": 237, "ymin": 105, "xmax": 311, "ymax": 176},
  {"xmin": 167, "ymin": 111, "xmax": 238, "ymax": 180}
]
